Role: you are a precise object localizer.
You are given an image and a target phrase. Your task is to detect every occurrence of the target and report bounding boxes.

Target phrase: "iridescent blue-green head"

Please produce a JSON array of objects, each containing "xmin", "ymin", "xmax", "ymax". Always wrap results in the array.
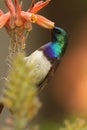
[
  {"xmin": 51, "ymin": 26, "xmax": 67, "ymax": 57},
  {"xmin": 51, "ymin": 26, "xmax": 67, "ymax": 44},
  {"xmin": 41, "ymin": 26, "xmax": 67, "ymax": 59}
]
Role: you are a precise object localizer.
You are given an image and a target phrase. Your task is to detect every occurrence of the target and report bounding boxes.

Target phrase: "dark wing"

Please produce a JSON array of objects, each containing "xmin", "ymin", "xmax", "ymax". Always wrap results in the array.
[{"xmin": 38, "ymin": 58, "xmax": 61, "ymax": 91}]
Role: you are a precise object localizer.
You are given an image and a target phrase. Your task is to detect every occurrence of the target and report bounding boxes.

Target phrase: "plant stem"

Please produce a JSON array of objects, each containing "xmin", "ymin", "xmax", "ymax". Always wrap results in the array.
[{"xmin": 8, "ymin": 28, "xmax": 24, "ymax": 64}]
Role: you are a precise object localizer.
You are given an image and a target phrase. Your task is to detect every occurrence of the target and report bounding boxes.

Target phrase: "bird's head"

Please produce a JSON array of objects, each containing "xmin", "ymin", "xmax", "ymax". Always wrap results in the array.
[
  {"xmin": 39, "ymin": 26, "xmax": 67, "ymax": 59},
  {"xmin": 51, "ymin": 26, "xmax": 67, "ymax": 46}
]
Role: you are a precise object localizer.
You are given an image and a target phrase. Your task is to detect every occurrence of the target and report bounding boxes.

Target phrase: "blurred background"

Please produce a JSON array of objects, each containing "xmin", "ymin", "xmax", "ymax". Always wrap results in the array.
[{"xmin": 0, "ymin": 0, "xmax": 87, "ymax": 128}]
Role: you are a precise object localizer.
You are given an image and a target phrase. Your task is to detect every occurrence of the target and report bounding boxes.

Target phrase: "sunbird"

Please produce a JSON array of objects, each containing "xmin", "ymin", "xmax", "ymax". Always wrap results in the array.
[
  {"xmin": 0, "ymin": 26, "xmax": 67, "ymax": 113},
  {"xmin": 25, "ymin": 26, "xmax": 67, "ymax": 89}
]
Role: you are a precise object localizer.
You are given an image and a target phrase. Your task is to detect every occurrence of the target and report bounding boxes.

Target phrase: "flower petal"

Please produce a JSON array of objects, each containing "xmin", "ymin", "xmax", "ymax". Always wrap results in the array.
[
  {"xmin": 21, "ymin": 11, "xmax": 31, "ymax": 21},
  {"xmin": 0, "ymin": 10, "xmax": 3, "ymax": 16},
  {"xmin": 21, "ymin": 11, "xmax": 37, "ymax": 23},
  {"xmin": 14, "ymin": 0, "xmax": 21, "ymax": 15},
  {"xmin": 28, "ymin": 0, "xmax": 51, "ymax": 13},
  {"xmin": 28, "ymin": 0, "xmax": 35, "ymax": 12},
  {"xmin": 14, "ymin": 0, "xmax": 23, "ymax": 26},
  {"xmin": 4, "ymin": 0, "xmax": 15, "ymax": 16},
  {"xmin": 0, "ymin": 12, "xmax": 10, "ymax": 28},
  {"xmin": 36, "ymin": 14, "xmax": 54, "ymax": 29}
]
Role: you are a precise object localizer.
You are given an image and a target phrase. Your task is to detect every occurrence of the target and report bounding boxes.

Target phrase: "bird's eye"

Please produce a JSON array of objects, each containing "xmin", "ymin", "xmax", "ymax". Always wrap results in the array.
[{"xmin": 56, "ymin": 29, "xmax": 61, "ymax": 34}]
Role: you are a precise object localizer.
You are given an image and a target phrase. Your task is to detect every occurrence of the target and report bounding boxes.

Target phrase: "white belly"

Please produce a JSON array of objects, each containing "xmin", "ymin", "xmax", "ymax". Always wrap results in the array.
[{"xmin": 25, "ymin": 50, "xmax": 52, "ymax": 85}]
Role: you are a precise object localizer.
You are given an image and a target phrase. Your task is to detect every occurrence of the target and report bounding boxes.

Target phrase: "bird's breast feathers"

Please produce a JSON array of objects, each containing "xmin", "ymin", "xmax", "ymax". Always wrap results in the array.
[{"xmin": 25, "ymin": 50, "xmax": 52, "ymax": 85}]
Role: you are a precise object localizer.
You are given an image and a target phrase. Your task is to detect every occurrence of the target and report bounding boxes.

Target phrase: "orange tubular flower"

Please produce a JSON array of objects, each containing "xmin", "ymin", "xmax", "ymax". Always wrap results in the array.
[
  {"xmin": 0, "ymin": 0, "xmax": 54, "ymax": 30},
  {"xmin": 22, "ymin": 0, "xmax": 55, "ymax": 29},
  {"xmin": 0, "ymin": 12, "xmax": 10, "ymax": 28}
]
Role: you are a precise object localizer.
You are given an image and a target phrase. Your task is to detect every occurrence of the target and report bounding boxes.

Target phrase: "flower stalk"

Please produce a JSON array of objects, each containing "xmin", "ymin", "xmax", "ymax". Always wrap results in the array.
[{"xmin": 8, "ymin": 26, "xmax": 30, "ymax": 63}]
